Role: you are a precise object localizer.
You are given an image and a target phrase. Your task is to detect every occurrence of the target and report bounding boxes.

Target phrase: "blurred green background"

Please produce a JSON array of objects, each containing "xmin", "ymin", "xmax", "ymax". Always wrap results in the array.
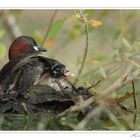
[
  {"xmin": 0, "ymin": 10, "xmax": 140, "ymax": 130},
  {"xmin": 1, "ymin": 10, "xmax": 140, "ymax": 88}
]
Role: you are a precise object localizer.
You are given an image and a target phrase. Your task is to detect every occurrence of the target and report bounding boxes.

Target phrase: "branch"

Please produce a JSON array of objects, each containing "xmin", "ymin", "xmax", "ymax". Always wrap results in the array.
[
  {"xmin": 58, "ymin": 68, "xmax": 140, "ymax": 117},
  {"xmin": 100, "ymin": 69, "xmax": 139, "ymax": 97},
  {"xmin": 57, "ymin": 96, "xmax": 94, "ymax": 117},
  {"xmin": 132, "ymin": 81, "xmax": 137, "ymax": 130},
  {"xmin": 41, "ymin": 10, "xmax": 57, "ymax": 46},
  {"xmin": 74, "ymin": 23, "xmax": 89, "ymax": 84},
  {"xmin": 74, "ymin": 105, "xmax": 103, "ymax": 130}
]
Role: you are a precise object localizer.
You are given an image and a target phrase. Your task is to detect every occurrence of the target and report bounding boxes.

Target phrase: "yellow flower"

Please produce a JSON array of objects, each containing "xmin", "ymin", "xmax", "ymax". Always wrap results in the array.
[{"xmin": 89, "ymin": 20, "xmax": 102, "ymax": 27}]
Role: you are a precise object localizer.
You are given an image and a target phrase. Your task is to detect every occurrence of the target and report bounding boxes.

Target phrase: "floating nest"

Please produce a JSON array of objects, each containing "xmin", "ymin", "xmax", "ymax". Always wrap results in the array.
[{"xmin": 0, "ymin": 78, "xmax": 93, "ymax": 115}]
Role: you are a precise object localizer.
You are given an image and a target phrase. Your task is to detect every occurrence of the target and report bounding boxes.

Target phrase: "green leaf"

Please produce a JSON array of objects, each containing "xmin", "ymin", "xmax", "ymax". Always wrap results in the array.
[
  {"xmin": 113, "ymin": 30, "xmax": 121, "ymax": 39},
  {"xmin": 111, "ymin": 50, "xmax": 118, "ymax": 60},
  {"xmin": 0, "ymin": 43, "xmax": 6, "ymax": 59},
  {"xmin": 0, "ymin": 30, "xmax": 5, "ymax": 38},
  {"xmin": 47, "ymin": 19, "xmax": 65, "ymax": 40},
  {"xmin": 122, "ymin": 38, "xmax": 131, "ymax": 48},
  {"xmin": 94, "ymin": 55, "xmax": 108, "ymax": 62}
]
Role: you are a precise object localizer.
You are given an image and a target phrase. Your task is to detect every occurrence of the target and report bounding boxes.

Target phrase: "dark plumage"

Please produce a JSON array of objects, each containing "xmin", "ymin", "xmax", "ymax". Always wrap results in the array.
[
  {"xmin": 0, "ymin": 36, "xmax": 73, "ymax": 95},
  {"xmin": 0, "ymin": 36, "xmax": 93, "ymax": 114},
  {"xmin": 0, "ymin": 54, "xmax": 73, "ymax": 94}
]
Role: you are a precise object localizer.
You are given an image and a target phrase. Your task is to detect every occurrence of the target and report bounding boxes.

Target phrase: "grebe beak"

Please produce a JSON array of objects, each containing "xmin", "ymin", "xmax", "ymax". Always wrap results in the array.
[{"xmin": 33, "ymin": 46, "xmax": 47, "ymax": 52}]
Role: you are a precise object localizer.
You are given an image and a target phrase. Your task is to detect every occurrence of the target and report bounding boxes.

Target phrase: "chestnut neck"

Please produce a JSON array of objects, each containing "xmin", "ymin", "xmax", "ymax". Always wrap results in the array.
[{"xmin": 9, "ymin": 40, "xmax": 33, "ymax": 60}]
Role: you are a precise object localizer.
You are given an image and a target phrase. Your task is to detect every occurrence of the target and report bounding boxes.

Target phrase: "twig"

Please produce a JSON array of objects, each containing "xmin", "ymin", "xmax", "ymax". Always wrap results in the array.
[
  {"xmin": 132, "ymin": 81, "xmax": 137, "ymax": 130},
  {"xmin": 96, "ymin": 69, "xmax": 140, "ymax": 100},
  {"xmin": 86, "ymin": 64, "xmax": 121, "ymax": 90},
  {"xmin": 58, "ymin": 68, "xmax": 140, "ymax": 117},
  {"xmin": 75, "ymin": 104, "xmax": 127, "ymax": 130},
  {"xmin": 41, "ymin": 10, "xmax": 57, "ymax": 46},
  {"xmin": 81, "ymin": 62, "xmax": 122, "ymax": 93},
  {"xmin": 74, "ymin": 23, "xmax": 89, "ymax": 84},
  {"xmin": 74, "ymin": 105, "xmax": 103, "ymax": 130},
  {"xmin": 132, "ymin": 81, "xmax": 137, "ymax": 109},
  {"xmin": 57, "ymin": 96, "xmax": 94, "ymax": 117},
  {"xmin": 86, "ymin": 80, "xmax": 101, "ymax": 90}
]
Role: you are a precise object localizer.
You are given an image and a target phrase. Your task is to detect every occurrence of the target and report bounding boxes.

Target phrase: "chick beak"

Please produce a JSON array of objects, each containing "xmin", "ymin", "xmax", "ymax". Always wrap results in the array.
[{"xmin": 64, "ymin": 71, "xmax": 75, "ymax": 77}]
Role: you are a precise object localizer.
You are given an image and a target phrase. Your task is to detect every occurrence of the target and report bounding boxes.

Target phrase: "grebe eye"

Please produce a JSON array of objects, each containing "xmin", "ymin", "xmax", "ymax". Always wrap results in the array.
[{"xmin": 33, "ymin": 46, "xmax": 39, "ymax": 51}]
